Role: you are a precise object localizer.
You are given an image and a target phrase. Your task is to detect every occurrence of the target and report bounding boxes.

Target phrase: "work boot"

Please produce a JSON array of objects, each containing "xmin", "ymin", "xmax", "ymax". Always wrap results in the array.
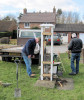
[
  {"xmin": 30, "ymin": 74, "xmax": 36, "ymax": 78},
  {"xmin": 32, "ymin": 72, "xmax": 35, "ymax": 74},
  {"xmin": 69, "ymin": 72, "xmax": 76, "ymax": 75},
  {"xmin": 76, "ymin": 72, "xmax": 79, "ymax": 74}
]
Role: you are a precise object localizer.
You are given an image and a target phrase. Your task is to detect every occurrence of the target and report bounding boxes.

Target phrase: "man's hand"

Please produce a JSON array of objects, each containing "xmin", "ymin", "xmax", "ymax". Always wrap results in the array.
[
  {"xmin": 28, "ymin": 55, "xmax": 31, "ymax": 58},
  {"xmin": 32, "ymin": 55, "xmax": 35, "ymax": 58},
  {"xmin": 68, "ymin": 50, "xmax": 71, "ymax": 59}
]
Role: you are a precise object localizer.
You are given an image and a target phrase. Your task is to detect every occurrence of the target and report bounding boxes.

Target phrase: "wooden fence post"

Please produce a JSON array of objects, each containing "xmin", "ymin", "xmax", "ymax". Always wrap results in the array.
[{"xmin": 83, "ymin": 48, "xmax": 84, "ymax": 64}]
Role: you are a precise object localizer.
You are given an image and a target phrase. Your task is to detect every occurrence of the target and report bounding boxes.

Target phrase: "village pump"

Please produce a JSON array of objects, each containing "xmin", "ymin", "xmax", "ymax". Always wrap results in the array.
[{"xmin": 40, "ymin": 24, "xmax": 55, "ymax": 81}]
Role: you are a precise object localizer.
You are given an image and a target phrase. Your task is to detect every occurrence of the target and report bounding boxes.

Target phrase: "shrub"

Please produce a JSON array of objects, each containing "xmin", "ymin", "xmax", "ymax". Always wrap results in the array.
[
  {"xmin": 0, "ymin": 32, "xmax": 13, "ymax": 38},
  {"xmin": 31, "ymin": 26, "xmax": 40, "ymax": 29},
  {"xmin": 0, "ymin": 37, "xmax": 9, "ymax": 44}
]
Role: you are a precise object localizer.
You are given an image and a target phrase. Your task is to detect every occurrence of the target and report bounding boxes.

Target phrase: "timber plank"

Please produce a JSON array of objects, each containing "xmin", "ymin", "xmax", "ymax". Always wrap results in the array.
[
  {"xmin": 42, "ymin": 33, "xmax": 52, "ymax": 35},
  {"xmin": 42, "ymin": 61, "xmax": 52, "ymax": 64}
]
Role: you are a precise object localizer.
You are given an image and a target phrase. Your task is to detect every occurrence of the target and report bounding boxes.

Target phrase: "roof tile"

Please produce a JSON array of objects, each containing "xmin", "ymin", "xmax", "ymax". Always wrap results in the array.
[{"xmin": 19, "ymin": 13, "xmax": 56, "ymax": 23}]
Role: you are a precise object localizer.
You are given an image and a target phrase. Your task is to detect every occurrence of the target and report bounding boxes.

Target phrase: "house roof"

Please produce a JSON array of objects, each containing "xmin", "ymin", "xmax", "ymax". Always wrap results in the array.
[
  {"xmin": 19, "ymin": 13, "xmax": 56, "ymax": 23},
  {"xmin": 0, "ymin": 20, "xmax": 17, "ymax": 32},
  {"xmin": 54, "ymin": 24, "xmax": 84, "ymax": 32}
]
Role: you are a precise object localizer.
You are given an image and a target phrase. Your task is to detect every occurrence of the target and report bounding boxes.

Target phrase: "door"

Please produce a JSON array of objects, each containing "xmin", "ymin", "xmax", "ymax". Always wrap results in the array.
[
  {"xmin": 61, "ymin": 33, "xmax": 68, "ymax": 44},
  {"xmin": 79, "ymin": 33, "xmax": 84, "ymax": 44}
]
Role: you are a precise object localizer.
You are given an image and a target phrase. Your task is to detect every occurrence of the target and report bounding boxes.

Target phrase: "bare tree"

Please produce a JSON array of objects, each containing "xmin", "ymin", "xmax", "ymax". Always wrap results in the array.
[
  {"xmin": 56, "ymin": 9, "xmax": 82, "ymax": 24},
  {"xmin": 66, "ymin": 12, "xmax": 73, "ymax": 24},
  {"xmin": 57, "ymin": 9, "xmax": 62, "ymax": 15},
  {"xmin": 56, "ymin": 9, "xmax": 62, "ymax": 23},
  {"xmin": 60, "ymin": 12, "xmax": 66, "ymax": 24},
  {"xmin": 73, "ymin": 12, "xmax": 80, "ymax": 24},
  {"xmin": 2, "ymin": 14, "xmax": 17, "ymax": 22}
]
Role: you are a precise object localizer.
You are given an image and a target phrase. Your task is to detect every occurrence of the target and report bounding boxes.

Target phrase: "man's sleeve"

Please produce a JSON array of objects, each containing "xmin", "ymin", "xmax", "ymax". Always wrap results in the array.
[
  {"xmin": 31, "ymin": 44, "xmax": 36, "ymax": 56},
  {"xmin": 68, "ymin": 40, "xmax": 73, "ymax": 50},
  {"xmin": 26, "ymin": 40, "xmax": 31, "ymax": 55},
  {"xmin": 81, "ymin": 40, "xmax": 83, "ymax": 48}
]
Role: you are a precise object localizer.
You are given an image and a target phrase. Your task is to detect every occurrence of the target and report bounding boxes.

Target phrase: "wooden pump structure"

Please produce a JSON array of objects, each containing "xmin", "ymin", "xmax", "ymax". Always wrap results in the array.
[{"xmin": 40, "ymin": 24, "xmax": 54, "ymax": 81}]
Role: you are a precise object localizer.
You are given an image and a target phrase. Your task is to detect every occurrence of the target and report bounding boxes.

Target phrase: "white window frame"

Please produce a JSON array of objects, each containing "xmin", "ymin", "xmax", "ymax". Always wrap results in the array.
[
  {"xmin": 24, "ymin": 22, "xmax": 30, "ymax": 28},
  {"xmin": 18, "ymin": 29, "xmax": 41, "ymax": 38}
]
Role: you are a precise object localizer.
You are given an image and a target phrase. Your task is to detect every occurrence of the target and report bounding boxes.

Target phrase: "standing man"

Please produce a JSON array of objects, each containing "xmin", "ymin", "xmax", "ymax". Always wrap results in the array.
[
  {"xmin": 68, "ymin": 33, "xmax": 83, "ymax": 75},
  {"xmin": 22, "ymin": 38, "xmax": 39, "ymax": 77}
]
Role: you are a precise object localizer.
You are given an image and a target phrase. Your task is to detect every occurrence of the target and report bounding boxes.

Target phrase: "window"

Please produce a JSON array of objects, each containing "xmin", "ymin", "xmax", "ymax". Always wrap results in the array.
[
  {"xmin": 19, "ymin": 30, "xmax": 41, "ymax": 38},
  {"xmin": 34, "ymin": 32, "xmax": 41, "ymax": 37},
  {"xmin": 24, "ymin": 23, "xmax": 30, "ymax": 28},
  {"xmin": 21, "ymin": 31, "xmax": 34, "ymax": 38}
]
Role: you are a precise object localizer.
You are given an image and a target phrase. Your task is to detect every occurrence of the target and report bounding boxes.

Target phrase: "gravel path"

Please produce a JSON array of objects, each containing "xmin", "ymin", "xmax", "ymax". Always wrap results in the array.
[
  {"xmin": 46, "ymin": 44, "xmax": 84, "ymax": 54},
  {"xmin": 46, "ymin": 44, "xmax": 68, "ymax": 54}
]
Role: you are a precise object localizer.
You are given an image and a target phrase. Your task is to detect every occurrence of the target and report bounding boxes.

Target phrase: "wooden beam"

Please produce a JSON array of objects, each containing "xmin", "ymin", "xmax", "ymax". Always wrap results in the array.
[
  {"xmin": 54, "ymin": 62, "xmax": 61, "ymax": 65},
  {"xmin": 82, "ymin": 49, "xmax": 84, "ymax": 64},
  {"xmin": 42, "ymin": 74, "xmax": 51, "ymax": 77},
  {"xmin": 42, "ymin": 33, "xmax": 52, "ymax": 35},
  {"xmin": 0, "ymin": 45, "xmax": 19, "ymax": 49},
  {"xmin": 42, "ymin": 61, "xmax": 52, "ymax": 64}
]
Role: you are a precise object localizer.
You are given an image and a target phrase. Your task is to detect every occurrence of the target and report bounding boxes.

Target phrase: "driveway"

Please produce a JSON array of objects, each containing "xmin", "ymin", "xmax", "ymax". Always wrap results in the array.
[{"xmin": 46, "ymin": 44, "xmax": 84, "ymax": 54}]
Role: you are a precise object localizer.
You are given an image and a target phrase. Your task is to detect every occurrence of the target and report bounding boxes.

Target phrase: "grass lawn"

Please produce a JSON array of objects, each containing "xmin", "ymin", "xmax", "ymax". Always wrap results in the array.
[{"xmin": 0, "ymin": 53, "xmax": 84, "ymax": 100}]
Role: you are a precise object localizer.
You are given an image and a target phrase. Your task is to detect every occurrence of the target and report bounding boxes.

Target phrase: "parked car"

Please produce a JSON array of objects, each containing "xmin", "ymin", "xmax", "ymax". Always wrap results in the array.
[
  {"xmin": 17, "ymin": 29, "xmax": 41, "ymax": 45},
  {"xmin": 47, "ymin": 34, "xmax": 63, "ymax": 45}
]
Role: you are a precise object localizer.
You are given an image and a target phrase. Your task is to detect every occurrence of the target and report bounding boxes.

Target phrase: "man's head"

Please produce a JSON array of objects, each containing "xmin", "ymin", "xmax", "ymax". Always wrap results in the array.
[
  {"xmin": 35, "ymin": 38, "xmax": 39, "ymax": 43},
  {"xmin": 72, "ymin": 33, "xmax": 76, "ymax": 38}
]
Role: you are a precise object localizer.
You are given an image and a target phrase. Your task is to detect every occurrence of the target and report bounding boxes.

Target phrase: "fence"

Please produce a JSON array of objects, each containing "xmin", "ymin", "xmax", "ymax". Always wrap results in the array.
[
  {"xmin": 0, "ymin": 37, "xmax": 9, "ymax": 44},
  {"xmin": 0, "ymin": 37, "xmax": 17, "ymax": 45},
  {"xmin": 81, "ymin": 48, "xmax": 84, "ymax": 64},
  {"xmin": 9, "ymin": 39, "xmax": 17, "ymax": 45}
]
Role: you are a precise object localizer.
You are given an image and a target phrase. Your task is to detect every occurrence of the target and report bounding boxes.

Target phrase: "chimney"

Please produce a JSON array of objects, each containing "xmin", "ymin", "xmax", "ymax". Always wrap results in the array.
[
  {"xmin": 23, "ymin": 8, "xmax": 27, "ymax": 14},
  {"xmin": 53, "ymin": 6, "xmax": 56, "ymax": 13}
]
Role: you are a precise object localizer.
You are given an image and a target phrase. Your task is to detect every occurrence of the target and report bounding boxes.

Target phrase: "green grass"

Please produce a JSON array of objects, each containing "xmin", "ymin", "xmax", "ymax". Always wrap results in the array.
[{"xmin": 0, "ymin": 53, "xmax": 84, "ymax": 100}]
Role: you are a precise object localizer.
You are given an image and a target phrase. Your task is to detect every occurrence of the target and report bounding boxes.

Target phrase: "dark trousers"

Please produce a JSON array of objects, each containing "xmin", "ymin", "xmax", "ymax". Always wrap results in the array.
[{"xmin": 71, "ymin": 53, "xmax": 80, "ymax": 73}]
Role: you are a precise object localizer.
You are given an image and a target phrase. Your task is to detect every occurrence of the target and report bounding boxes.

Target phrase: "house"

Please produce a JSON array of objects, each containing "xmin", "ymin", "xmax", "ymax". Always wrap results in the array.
[
  {"xmin": 18, "ymin": 7, "xmax": 56, "ymax": 29},
  {"xmin": 18, "ymin": 7, "xmax": 84, "ymax": 44},
  {"xmin": 54, "ymin": 24, "xmax": 84, "ymax": 44},
  {"xmin": 0, "ymin": 20, "xmax": 17, "ymax": 38}
]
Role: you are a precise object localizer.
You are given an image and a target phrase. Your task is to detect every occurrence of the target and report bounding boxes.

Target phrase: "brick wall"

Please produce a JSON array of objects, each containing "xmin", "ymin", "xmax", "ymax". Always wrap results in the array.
[
  {"xmin": 68, "ymin": 32, "xmax": 72, "ymax": 43},
  {"xmin": 30, "ymin": 23, "xmax": 41, "ymax": 28},
  {"xmin": 19, "ymin": 23, "xmax": 24, "ymax": 29},
  {"xmin": 19, "ymin": 23, "xmax": 41, "ymax": 29},
  {"xmin": 19, "ymin": 22, "xmax": 55, "ymax": 31}
]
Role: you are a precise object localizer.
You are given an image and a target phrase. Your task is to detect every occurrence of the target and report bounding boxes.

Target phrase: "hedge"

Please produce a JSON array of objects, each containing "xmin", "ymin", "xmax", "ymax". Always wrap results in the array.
[{"xmin": 0, "ymin": 32, "xmax": 13, "ymax": 38}]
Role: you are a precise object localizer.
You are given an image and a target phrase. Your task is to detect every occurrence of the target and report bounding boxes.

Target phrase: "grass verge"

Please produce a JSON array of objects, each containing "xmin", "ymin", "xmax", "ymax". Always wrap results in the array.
[{"xmin": 0, "ymin": 53, "xmax": 84, "ymax": 100}]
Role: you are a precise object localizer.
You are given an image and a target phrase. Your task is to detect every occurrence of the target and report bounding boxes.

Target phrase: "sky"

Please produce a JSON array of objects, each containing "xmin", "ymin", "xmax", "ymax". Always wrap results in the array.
[{"xmin": 0, "ymin": 0, "xmax": 84, "ymax": 21}]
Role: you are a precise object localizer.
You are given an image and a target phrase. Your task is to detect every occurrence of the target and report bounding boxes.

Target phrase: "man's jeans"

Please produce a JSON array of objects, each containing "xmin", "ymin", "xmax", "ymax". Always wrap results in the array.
[
  {"xmin": 22, "ymin": 52, "xmax": 32, "ymax": 76},
  {"xmin": 71, "ymin": 53, "xmax": 80, "ymax": 73}
]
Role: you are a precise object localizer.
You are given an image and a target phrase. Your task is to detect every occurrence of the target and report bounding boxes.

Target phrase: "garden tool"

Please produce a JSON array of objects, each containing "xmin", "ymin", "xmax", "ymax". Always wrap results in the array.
[
  {"xmin": 0, "ymin": 81, "xmax": 12, "ymax": 87},
  {"xmin": 14, "ymin": 59, "xmax": 21, "ymax": 97}
]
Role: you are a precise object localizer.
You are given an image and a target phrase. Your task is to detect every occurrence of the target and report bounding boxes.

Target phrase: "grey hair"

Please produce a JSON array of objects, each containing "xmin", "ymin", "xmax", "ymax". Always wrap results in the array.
[{"xmin": 72, "ymin": 33, "xmax": 76, "ymax": 38}]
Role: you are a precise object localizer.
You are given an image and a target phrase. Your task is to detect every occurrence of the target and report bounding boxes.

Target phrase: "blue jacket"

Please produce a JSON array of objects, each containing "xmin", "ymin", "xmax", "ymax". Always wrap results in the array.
[{"xmin": 22, "ymin": 38, "xmax": 36, "ymax": 56}]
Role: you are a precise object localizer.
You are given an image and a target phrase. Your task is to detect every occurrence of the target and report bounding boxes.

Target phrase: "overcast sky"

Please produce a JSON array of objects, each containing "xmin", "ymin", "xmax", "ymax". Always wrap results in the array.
[{"xmin": 0, "ymin": 0, "xmax": 84, "ymax": 21}]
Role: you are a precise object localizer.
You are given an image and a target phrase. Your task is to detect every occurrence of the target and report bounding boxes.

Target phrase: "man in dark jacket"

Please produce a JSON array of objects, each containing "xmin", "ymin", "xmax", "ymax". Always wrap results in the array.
[
  {"xmin": 22, "ymin": 38, "xmax": 39, "ymax": 77},
  {"xmin": 68, "ymin": 33, "xmax": 83, "ymax": 75}
]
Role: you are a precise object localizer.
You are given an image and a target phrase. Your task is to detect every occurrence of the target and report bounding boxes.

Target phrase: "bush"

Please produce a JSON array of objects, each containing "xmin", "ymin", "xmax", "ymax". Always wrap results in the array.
[
  {"xmin": 0, "ymin": 37, "xmax": 9, "ymax": 44},
  {"xmin": 31, "ymin": 26, "xmax": 40, "ymax": 29},
  {"xmin": 0, "ymin": 32, "xmax": 13, "ymax": 38},
  {"xmin": 12, "ymin": 30, "xmax": 17, "ymax": 39}
]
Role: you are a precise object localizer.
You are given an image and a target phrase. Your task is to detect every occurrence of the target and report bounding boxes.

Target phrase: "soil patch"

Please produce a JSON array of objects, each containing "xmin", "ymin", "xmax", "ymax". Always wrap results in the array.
[
  {"xmin": 56, "ymin": 78, "xmax": 74, "ymax": 90},
  {"xmin": 35, "ymin": 78, "xmax": 74, "ymax": 90}
]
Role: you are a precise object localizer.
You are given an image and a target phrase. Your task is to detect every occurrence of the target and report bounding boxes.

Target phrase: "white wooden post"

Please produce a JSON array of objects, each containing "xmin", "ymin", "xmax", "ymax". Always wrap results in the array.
[
  {"xmin": 50, "ymin": 26, "xmax": 54, "ymax": 81},
  {"xmin": 41, "ymin": 26, "xmax": 44, "ymax": 80},
  {"xmin": 40, "ymin": 24, "xmax": 54, "ymax": 81}
]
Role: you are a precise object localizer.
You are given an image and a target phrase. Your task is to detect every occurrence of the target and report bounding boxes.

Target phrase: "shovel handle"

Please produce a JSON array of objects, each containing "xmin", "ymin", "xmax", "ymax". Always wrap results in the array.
[
  {"xmin": 16, "ymin": 64, "xmax": 18, "ymax": 88},
  {"xmin": 16, "ymin": 69, "xmax": 18, "ymax": 80},
  {"xmin": 14, "ymin": 59, "xmax": 20, "ymax": 64}
]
